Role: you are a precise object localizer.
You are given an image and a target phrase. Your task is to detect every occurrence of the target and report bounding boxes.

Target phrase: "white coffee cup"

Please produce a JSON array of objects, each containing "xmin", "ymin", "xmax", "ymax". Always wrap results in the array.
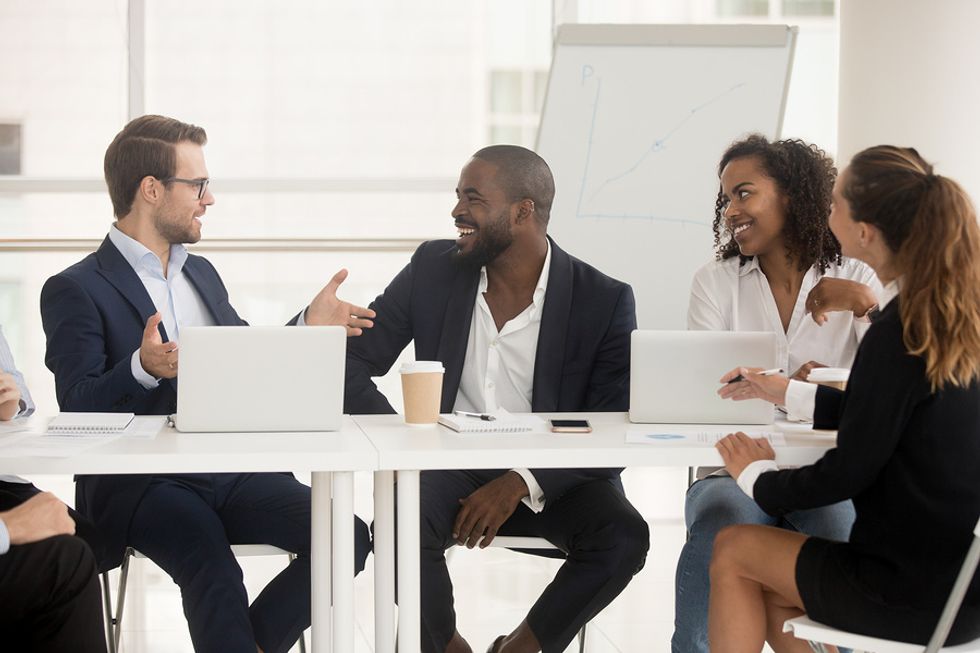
[
  {"xmin": 399, "ymin": 361, "xmax": 445, "ymax": 424},
  {"xmin": 807, "ymin": 367, "xmax": 850, "ymax": 391}
]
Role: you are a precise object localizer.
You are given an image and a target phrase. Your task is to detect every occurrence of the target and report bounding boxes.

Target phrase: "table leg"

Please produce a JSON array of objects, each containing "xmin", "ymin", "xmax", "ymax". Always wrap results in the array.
[
  {"xmin": 311, "ymin": 471, "xmax": 332, "ymax": 653},
  {"xmin": 374, "ymin": 470, "xmax": 396, "ymax": 653},
  {"xmin": 397, "ymin": 469, "xmax": 421, "ymax": 653},
  {"xmin": 332, "ymin": 472, "xmax": 354, "ymax": 652}
]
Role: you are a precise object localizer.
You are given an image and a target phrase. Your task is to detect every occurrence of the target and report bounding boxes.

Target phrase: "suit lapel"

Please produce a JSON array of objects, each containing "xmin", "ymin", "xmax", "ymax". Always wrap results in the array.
[
  {"xmin": 95, "ymin": 237, "xmax": 170, "ymax": 342},
  {"xmin": 436, "ymin": 268, "xmax": 479, "ymax": 412},
  {"xmin": 532, "ymin": 237, "xmax": 572, "ymax": 411},
  {"xmin": 182, "ymin": 256, "xmax": 236, "ymax": 326}
]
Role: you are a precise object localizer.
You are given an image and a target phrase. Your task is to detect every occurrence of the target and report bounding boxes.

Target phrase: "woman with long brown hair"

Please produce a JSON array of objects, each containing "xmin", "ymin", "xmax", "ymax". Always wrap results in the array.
[{"xmin": 708, "ymin": 145, "xmax": 980, "ymax": 650}]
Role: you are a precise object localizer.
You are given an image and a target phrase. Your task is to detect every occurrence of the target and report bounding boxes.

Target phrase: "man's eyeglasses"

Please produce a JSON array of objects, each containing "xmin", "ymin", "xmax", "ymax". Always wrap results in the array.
[{"xmin": 160, "ymin": 177, "xmax": 210, "ymax": 200}]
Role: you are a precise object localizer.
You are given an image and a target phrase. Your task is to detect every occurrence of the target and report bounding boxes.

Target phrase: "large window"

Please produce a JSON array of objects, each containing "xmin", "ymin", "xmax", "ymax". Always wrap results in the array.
[{"xmin": 1, "ymin": 0, "xmax": 839, "ymax": 415}]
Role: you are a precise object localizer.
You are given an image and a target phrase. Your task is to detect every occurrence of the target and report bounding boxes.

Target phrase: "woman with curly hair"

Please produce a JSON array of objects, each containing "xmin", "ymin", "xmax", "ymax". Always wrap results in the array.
[
  {"xmin": 672, "ymin": 135, "xmax": 880, "ymax": 653},
  {"xmin": 709, "ymin": 146, "xmax": 980, "ymax": 650}
]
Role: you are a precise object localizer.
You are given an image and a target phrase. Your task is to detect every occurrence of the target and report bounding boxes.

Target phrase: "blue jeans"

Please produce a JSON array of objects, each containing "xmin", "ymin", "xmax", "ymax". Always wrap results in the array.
[{"xmin": 671, "ymin": 475, "xmax": 855, "ymax": 653}]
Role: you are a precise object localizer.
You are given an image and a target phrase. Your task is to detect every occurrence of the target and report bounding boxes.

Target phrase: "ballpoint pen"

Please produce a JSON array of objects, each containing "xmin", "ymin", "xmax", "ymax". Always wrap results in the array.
[
  {"xmin": 454, "ymin": 410, "xmax": 496, "ymax": 421},
  {"xmin": 727, "ymin": 368, "xmax": 784, "ymax": 384}
]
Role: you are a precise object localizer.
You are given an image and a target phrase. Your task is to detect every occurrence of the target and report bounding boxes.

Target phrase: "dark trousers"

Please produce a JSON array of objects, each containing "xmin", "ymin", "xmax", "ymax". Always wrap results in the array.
[
  {"xmin": 0, "ymin": 488, "xmax": 107, "ymax": 652},
  {"xmin": 419, "ymin": 470, "xmax": 649, "ymax": 653},
  {"xmin": 0, "ymin": 480, "xmax": 107, "ymax": 568},
  {"xmin": 126, "ymin": 472, "xmax": 371, "ymax": 653}
]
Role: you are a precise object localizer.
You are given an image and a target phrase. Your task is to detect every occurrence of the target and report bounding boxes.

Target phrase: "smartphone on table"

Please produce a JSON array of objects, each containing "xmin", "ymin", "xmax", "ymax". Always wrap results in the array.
[{"xmin": 549, "ymin": 419, "xmax": 592, "ymax": 433}]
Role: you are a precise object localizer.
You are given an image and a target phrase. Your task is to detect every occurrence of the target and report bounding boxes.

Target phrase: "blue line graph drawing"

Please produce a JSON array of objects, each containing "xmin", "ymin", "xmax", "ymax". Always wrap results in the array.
[{"xmin": 574, "ymin": 73, "xmax": 746, "ymax": 226}]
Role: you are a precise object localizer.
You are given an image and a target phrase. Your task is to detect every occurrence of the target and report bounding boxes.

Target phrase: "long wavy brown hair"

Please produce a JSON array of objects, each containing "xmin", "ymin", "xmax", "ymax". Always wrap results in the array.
[{"xmin": 843, "ymin": 145, "xmax": 980, "ymax": 390}]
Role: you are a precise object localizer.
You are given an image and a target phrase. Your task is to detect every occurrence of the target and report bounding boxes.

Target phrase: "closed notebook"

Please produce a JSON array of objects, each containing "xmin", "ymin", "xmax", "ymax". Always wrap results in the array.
[
  {"xmin": 47, "ymin": 412, "xmax": 134, "ymax": 435},
  {"xmin": 437, "ymin": 412, "xmax": 546, "ymax": 434}
]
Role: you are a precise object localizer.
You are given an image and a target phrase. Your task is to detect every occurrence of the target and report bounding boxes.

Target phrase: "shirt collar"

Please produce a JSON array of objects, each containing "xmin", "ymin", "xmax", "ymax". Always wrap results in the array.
[
  {"xmin": 477, "ymin": 240, "xmax": 552, "ymax": 306},
  {"xmin": 109, "ymin": 224, "xmax": 189, "ymax": 279},
  {"xmin": 880, "ymin": 278, "xmax": 901, "ymax": 307},
  {"xmin": 736, "ymin": 256, "xmax": 762, "ymax": 277}
]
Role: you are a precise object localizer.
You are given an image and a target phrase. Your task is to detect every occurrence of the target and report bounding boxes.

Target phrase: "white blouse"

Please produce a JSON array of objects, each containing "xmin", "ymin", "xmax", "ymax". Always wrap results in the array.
[{"xmin": 688, "ymin": 255, "xmax": 882, "ymax": 377}]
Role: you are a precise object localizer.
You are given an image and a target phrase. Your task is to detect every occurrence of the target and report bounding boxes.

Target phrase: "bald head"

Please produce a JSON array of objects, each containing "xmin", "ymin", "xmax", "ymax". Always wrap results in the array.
[{"xmin": 471, "ymin": 145, "xmax": 555, "ymax": 225}]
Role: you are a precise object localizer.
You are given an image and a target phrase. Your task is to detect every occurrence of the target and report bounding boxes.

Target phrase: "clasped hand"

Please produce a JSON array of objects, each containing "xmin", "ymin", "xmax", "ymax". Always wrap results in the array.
[
  {"xmin": 453, "ymin": 471, "xmax": 530, "ymax": 549},
  {"xmin": 716, "ymin": 431, "xmax": 775, "ymax": 480},
  {"xmin": 0, "ymin": 371, "xmax": 23, "ymax": 421},
  {"xmin": 804, "ymin": 277, "xmax": 877, "ymax": 325}
]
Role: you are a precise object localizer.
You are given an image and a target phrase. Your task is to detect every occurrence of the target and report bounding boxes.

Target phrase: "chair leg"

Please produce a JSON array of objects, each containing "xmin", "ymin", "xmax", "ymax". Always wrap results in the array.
[
  {"xmin": 577, "ymin": 621, "xmax": 587, "ymax": 653},
  {"xmin": 112, "ymin": 548, "xmax": 133, "ymax": 652},
  {"xmin": 298, "ymin": 631, "xmax": 307, "ymax": 653},
  {"xmin": 101, "ymin": 571, "xmax": 116, "ymax": 653}
]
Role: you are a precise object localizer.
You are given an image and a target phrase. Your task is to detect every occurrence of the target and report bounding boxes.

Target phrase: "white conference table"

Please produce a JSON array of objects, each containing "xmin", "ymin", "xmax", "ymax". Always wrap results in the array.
[
  {"xmin": 354, "ymin": 411, "xmax": 838, "ymax": 653},
  {"xmin": 0, "ymin": 415, "xmax": 377, "ymax": 653}
]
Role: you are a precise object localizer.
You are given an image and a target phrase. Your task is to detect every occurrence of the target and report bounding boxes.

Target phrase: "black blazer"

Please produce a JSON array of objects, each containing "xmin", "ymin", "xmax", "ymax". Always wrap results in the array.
[
  {"xmin": 755, "ymin": 299, "xmax": 980, "ymax": 612},
  {"xmin": 40, "ymin": 237, "xmax": 248, "ymax": 568},
  {"xmin": 345, "ymin": 237, "xmax": 637, "ymax": 502}
]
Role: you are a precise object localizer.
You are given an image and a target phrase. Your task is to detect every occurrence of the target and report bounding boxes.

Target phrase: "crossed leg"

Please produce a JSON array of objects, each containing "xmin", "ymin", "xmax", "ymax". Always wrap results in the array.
[{"xmin": 708, "ymin": 524, "xmax": 837, "ymax": 653}]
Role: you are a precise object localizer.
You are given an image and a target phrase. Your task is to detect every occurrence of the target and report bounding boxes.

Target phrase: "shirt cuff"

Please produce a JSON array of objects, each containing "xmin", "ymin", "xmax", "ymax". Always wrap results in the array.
[
  {"xmin": 0, "ymin": 518, "xmax": 9, "ymax": 555},
  {"xmin": 131, "ymin": 349, "xmax": 160, "ymax": 389},
  {"xmin": 512, "ymin": 468, "xmax": 546, "ymax": 513},
  {"xmin": 736, "ymin": 459, "xmax": 779, "ymax": 499},
  {"xmin": 784, "ymin": 379, "xmax": 817, "ymax": 423},
  {"xmin": 296, "ymin": 309, "xmax": 308, "ymax": 327}
]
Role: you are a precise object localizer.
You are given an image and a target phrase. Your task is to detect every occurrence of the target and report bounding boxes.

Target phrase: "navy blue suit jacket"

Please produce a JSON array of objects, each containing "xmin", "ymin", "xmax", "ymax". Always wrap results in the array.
[
  {"xmin": 40, "ymin": 237, "xmax": 247, "ymax": 568},
  {"xmin": 345, "ymin": 237, "xmax": 637, "ymax": 502}
]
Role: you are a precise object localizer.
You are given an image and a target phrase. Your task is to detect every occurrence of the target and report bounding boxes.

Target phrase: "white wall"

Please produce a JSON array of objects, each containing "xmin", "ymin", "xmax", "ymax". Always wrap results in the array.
[{"xmin": 838, "ymin": 0, "xmax": 980, "ymax": 200}]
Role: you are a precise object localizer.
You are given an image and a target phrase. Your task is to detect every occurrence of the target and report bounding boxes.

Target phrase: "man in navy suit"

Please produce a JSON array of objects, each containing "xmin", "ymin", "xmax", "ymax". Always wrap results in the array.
[
  {"xmin": 346, "ymin": 145, "xmax": 650, "ymax": 653},
  {"xmin": 40, "ymin": 115, "xmax": 375, "ymax": 653}
]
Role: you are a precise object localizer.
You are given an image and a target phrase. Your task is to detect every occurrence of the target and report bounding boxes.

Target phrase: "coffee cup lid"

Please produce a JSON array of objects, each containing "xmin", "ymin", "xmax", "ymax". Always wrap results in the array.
[
  {"xmin": 399, "ymin": 361, "xmax": 445, "ymax": 374},
  {"xmin": 807, "ymin": 367, "xmax": 850, "ymax": 382}
]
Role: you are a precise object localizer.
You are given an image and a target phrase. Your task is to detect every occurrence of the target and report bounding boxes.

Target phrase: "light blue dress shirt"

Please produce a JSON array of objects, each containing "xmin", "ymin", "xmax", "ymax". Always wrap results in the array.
[
  {"xmin": 0, "ymin": 324, "xmax": 36, "ymax": 554},
  {"xmin": 107, "ymin": 226, "xmax": 216, "ymax": 387}
]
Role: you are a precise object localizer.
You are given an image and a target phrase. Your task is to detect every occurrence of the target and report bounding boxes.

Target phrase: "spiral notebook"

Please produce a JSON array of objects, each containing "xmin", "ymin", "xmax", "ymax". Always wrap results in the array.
[
  {"xmin": 47, "ymin": 412, "xmax": 135, "ymax": 436},
  {"xmin": 437, "ymin": 412, "xmax": 546, "ymax": 434}
]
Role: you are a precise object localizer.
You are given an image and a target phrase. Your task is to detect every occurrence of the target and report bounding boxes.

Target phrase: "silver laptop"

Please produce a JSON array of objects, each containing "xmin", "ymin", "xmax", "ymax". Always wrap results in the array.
[
  {"xmin": 629, "ymin": 330, "xmax": 779, "ymax": 425},
  {"xmin": 175, "ymin": 326, "xmax": 346, "ymax": 432}
]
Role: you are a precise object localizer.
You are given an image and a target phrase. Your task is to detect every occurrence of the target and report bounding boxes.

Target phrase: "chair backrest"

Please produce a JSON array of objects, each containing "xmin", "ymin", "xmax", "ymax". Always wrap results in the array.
[{"xmin": 924, "ymin": 514, "xmax": 980, "ymax": 653}]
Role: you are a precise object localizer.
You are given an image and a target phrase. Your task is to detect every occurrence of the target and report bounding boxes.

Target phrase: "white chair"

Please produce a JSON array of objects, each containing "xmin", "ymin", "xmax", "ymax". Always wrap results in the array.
[
  {"xmin": 450, "ymin": 535, "xmax": 588, "ymax": 653},
  {"xmin": 101, "ymin": 545, "xmax": 307, "ymax": 653},
  {"xmin": 784, "ymin": 516, "xmax": 980, "ymax": 653}
]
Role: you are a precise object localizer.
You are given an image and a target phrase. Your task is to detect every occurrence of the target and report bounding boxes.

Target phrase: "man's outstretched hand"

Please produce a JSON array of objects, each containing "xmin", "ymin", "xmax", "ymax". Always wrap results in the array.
[{"xmin": 305, "ymin": 269, "xmax": 376, "ymax": 336}]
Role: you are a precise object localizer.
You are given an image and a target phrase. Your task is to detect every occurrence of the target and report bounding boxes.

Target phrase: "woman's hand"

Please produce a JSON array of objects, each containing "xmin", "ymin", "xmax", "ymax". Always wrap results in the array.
[
  {"xmin": 805, "ymin": 278, "xmax": 878, "ymax": 325},
  {"xmin": 716, "ymin": 431, "xmax": 776, "ymax": 479},
  {"xmin": 718, "ymin": 367, "xmax": 790, "ymax": 405}
]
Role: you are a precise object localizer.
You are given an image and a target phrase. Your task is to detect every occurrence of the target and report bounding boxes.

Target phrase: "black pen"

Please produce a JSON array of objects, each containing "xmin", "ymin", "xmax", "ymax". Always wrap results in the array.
[{"xmin": 454, "ymin": 410, "xmax": 496, "ymax": 421}]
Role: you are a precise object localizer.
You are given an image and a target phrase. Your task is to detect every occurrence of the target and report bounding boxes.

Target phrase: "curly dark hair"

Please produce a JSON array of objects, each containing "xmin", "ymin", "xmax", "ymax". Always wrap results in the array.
[{"xmin": 712, "ymin": 134, "xmax": 841, "ymax": 273}]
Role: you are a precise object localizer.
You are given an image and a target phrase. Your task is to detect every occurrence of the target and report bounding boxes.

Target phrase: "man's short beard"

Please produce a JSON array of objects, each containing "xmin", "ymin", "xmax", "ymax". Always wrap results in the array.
[{"xmin": 454, "ymin": 217, "xmax": 513, "ymax": 273}]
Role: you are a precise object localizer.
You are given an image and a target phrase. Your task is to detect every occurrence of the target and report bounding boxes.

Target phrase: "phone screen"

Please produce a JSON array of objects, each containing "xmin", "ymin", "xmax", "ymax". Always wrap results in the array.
[{"xmin": 550, "ymin": 419, "xmax": 592, "ymax": 433}]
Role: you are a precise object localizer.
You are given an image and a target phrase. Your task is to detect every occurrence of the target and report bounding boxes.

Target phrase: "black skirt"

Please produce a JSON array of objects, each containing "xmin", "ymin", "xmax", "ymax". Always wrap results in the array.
[{"xmin": 795, "ymin": 537, "xmax": 980, "ymax": 646}]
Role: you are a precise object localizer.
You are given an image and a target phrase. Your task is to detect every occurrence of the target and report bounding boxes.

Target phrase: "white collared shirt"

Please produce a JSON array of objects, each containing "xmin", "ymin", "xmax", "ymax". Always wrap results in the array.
[
  {"xmin": 108, "ymin": 226, "xmax": 215, "ymax": 388},
  {"xmin": 455, "ymin": 242, "xmax": 552, "ymax": 512},
  {"xmin": 688, "ymin": 256, "xmax": 882, "ymax": 377}
]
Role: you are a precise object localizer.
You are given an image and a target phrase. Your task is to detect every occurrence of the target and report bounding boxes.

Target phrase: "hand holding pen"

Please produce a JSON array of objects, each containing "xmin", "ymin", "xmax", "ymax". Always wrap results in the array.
[{"xmin": 717, "ymin": 367, "xmax": 789, "ymax": 405}]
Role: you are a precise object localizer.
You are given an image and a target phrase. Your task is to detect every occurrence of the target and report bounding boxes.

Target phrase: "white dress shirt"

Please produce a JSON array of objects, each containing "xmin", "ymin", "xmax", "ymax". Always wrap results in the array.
[
  {"xmin": 455, "ymin": 243, "xmax": 552, "ymax": 512},
  {"xmin": 690, "ymin": 256, "xmax": 881, "ymax": 421},
  {"xmin": 108, "ymin": 226, "xmax": 215, "ymax": 388}
]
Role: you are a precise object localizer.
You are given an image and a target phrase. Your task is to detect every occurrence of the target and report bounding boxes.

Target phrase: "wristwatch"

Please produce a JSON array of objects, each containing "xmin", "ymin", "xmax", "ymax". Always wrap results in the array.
[{"xmin": 860, "ymin": 302, "xmax": 881, "ymax": 322}]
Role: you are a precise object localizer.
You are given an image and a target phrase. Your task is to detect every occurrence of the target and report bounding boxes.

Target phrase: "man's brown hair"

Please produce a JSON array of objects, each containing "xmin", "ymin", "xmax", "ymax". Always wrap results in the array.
[{"xmin": 104, "ymin": 115, "xmax": 207, "ymax": 218}]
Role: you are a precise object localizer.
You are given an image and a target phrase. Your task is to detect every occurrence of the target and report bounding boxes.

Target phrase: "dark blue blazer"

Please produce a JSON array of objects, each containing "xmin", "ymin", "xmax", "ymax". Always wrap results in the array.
[
  {"xmin": 345, "ymin": 237, "xmax": 637, "ymax": 502},
  {"xmin": 40, "ymin": 237, "xmax": 247, "ymax": 569}
]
